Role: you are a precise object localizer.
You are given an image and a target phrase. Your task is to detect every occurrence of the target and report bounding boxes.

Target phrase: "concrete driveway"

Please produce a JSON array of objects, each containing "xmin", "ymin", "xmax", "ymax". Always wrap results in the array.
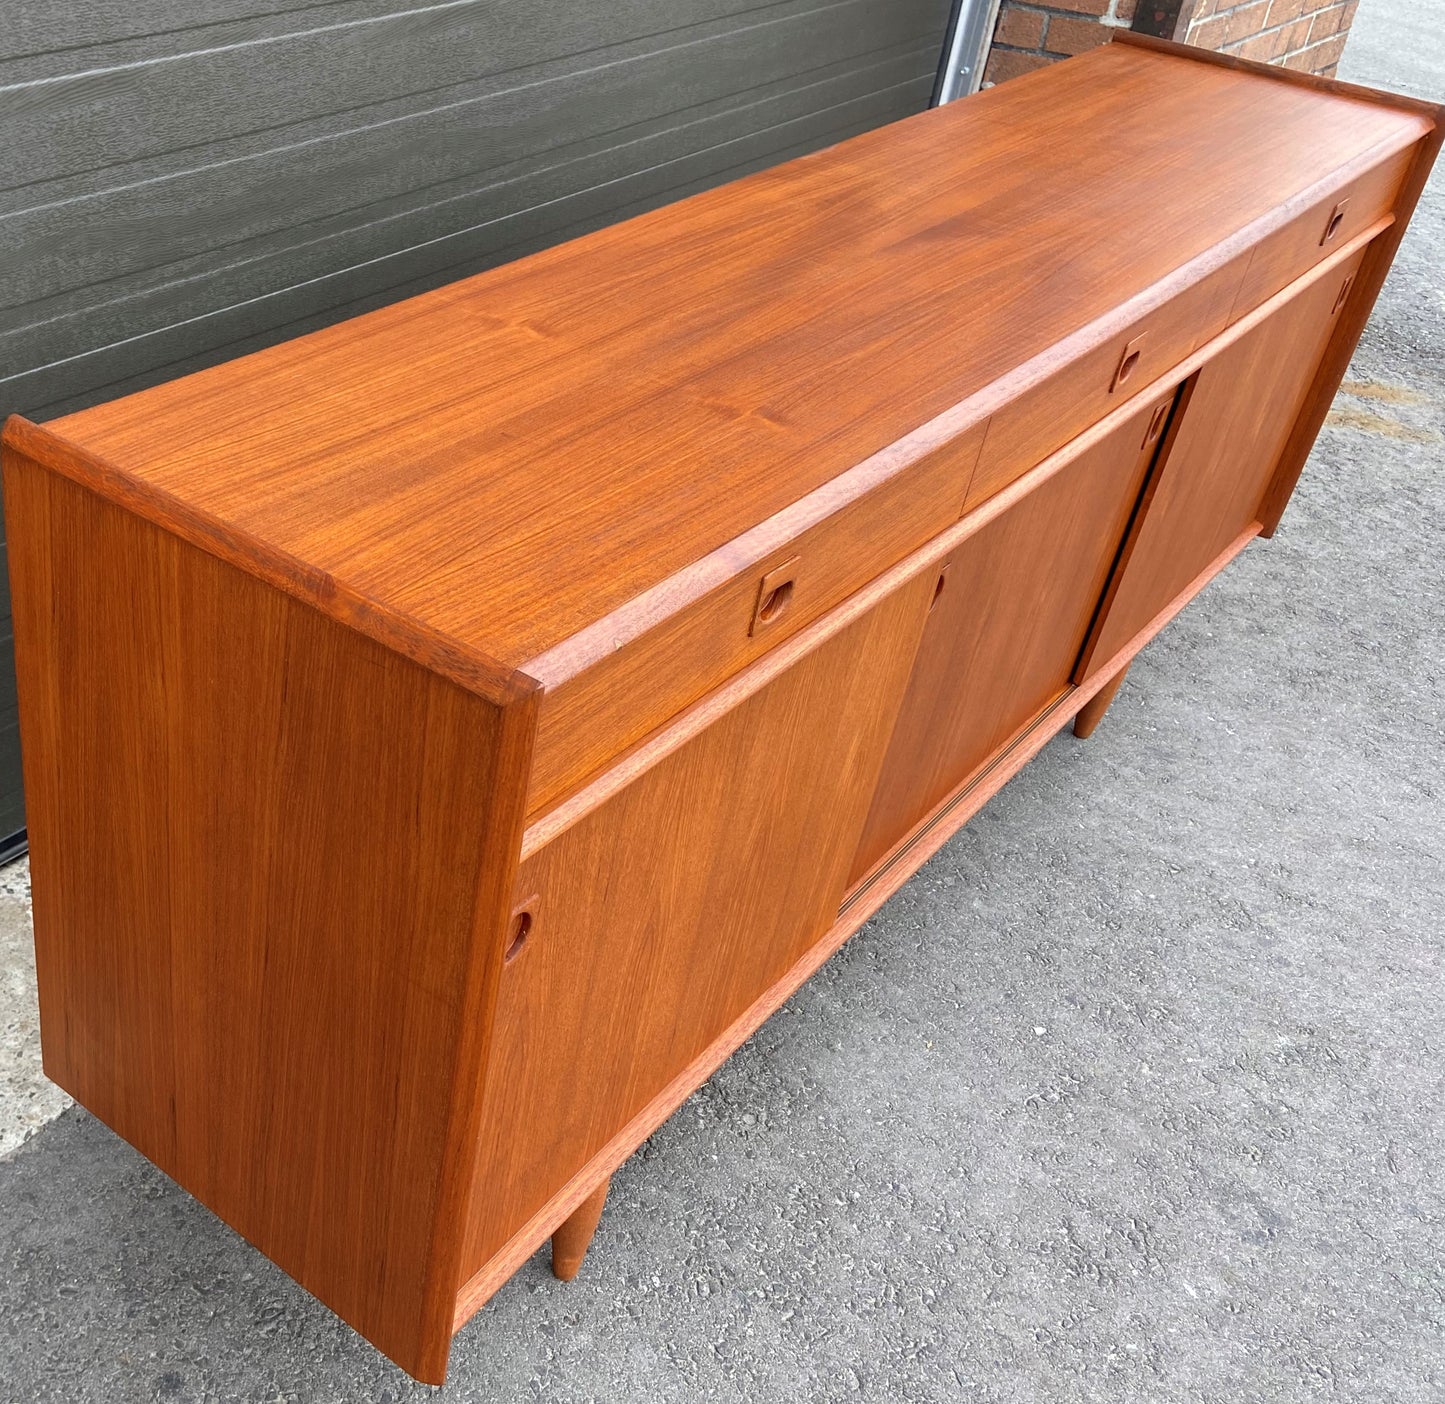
[{"xmin": 1, "ymin": 3, "xmax": 1442, "ymax": 1399}]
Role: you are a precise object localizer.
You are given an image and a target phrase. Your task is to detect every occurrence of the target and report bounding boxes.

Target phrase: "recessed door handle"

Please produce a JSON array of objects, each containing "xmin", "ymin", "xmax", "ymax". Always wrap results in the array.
[
  {"xmin": 930, "ymin": 562, "xmax": 951, "ymax": 611},
  {"xmin": 1142, "ymin": 398, "xmax": 1172, "ymax": 448},
  {"xmin": 505, "ymin": 897, "xmax": 537, "ymax": 963}
]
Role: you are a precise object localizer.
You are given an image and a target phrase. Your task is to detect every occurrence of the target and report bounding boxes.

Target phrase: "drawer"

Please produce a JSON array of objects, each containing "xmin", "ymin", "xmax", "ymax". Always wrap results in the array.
[
  {"xmin": 1230, "ymin": 143, "xmax": 1416, "ymax": 317},
  {"xmin": 964, "ymin": 252, "xmax": 1245, "ymax": 510},
  {"xmin": 521, "ymin": 418, "xmax": 990, "ymax": 820}
]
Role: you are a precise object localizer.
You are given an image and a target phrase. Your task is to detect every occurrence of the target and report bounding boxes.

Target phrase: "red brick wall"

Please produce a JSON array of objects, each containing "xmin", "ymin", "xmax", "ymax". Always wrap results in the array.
[
  {"xmin": 1184, "ymin": 0, "xmax": 1357, "ymax": 74},
  {"xmin": 987, "ymin": 0, "xmax": 1138, "ymax": 85},
  {"xmin": 984, "ymin": 0, "xmax": 1357, "ymax": 86}
]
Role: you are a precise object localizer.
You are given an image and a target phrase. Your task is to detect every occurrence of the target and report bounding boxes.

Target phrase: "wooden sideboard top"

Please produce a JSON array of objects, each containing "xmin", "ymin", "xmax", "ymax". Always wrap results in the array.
[{"xmin": 15, "ymin": 39, "xmax": 1433, "ymax": 694}]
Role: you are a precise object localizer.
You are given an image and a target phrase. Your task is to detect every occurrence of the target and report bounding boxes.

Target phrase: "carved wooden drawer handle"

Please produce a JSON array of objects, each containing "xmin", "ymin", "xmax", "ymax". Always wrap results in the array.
[
  {"xmin": 1321, "ymin": 198, "xmax": 1350, "ymax": 246},
  {"xmin": 1111, "ymin": 333, "xmax": 1148, "ymax": 393},
  {"xmin": 750, "ymin": 556, "xmax": 799, "ymax": 636}
]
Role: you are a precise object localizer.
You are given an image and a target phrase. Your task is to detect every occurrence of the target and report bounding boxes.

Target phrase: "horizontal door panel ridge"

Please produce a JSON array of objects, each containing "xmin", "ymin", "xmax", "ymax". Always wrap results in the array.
[
  {"xmin": 4, "ymin": 0, "xmax": 824, "ymax": 189},
  {"xmin": 3, "ymin": 19, "xmax": 943, "ymax": 317}
]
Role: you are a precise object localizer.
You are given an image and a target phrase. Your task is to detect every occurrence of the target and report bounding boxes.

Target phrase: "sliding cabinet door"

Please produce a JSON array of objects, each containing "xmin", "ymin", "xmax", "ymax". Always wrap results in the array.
[
  {"xmin": 1078, "ymin": 249, "xmax": 1367, "ymax": 678},
  {"xmin": 850, "ymin": 391, "xmax": 1176, "ymax": 885},
  {"xmin": 459, "ymin": 568, "xmax": 937, "ymax": 1284}
]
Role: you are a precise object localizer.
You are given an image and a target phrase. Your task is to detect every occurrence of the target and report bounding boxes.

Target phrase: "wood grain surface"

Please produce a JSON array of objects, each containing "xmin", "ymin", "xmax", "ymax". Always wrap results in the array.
[
  {"xmin": 453, "ymin": 516, "xmax": 1269, "ymax": 1340},
  {"xmin": 36, "ymin": 42, "xmax": 1431, "ymax": 676},
  {"xmin": 522, "ymin": 419, "xmax": 988, "ymax": 818},
  {"xmin": 839, "ymin": 523, "xmax": 1263, "ymax": 926},
  {"xmin": 852, "ymin": 393, "xmax": 1175, "ymax": 884},
  {"xmin": 3, "ymin": 1, "xmax": 950, "ymax": 419},
  {"xmin": 1079, "ymin": 245, "xmax": 1369, "ymax": 677},
  {"xmin": 963, "ymin": 256, "xmax": 1234, "ymax": 510},
  {"xmin": 458, "ymin": 570, "xmax": 936, "ymax": 1288},
  {"xmin": 1228, "ymin": 144, "xmax": 1412, "ymax": 312},
  {"xmin": 0, "ymin": 0, "xmax": 952, "ymax": 850},
  {"xmin": 1259, "ymin": 102, "xmax": 1445, "ymax": 537},
  {"xmin": 1072, "ymin": 663, "xmax": 1132, "ymax": 739},
  {"xmin": 2, "ymin": 39, "xmax": 1438, "ymax": 1388},
  {"xmin": 1, "ymin": 449, "xmax": 537, "ymax": 1382}
]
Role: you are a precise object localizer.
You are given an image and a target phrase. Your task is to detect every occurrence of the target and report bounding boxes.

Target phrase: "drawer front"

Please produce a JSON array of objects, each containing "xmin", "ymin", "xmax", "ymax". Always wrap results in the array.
[
  {"xmin": 524, "ymin": 419, "xmax": 988, "ymax": 820},
  {"xmin": 459, "ymin": 570, "xmax": 937, "ymax": 1280},
  {"xmin": 964, "ymin": 255, "xmax": 1245, "ymax": 511},
  {"xmin": 1230, "ymin": 143, "xmax": 1415, "ymax": 317}
]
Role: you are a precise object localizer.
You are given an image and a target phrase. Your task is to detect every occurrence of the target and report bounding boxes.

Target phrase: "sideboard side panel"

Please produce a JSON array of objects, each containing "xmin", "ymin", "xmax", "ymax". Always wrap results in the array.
[{"xmin": 1, "ymin": 453, "xmax": 530, "ymax": 1383}]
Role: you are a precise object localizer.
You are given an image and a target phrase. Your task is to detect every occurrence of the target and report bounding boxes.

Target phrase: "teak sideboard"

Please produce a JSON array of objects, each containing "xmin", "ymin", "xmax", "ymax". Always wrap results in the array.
[{"xmin": 2, "ymin": 35, "xmax": 1438, "ymax": 1383}]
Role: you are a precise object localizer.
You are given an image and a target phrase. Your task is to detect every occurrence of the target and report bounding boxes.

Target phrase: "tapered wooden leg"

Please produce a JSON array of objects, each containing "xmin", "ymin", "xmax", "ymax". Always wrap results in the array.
[
  {"xmin": 551, "ymin": 1179, "xmax": 610, "ymax": 1281},
  {"xmin": 1073, "ymin": 664, "xmax": 1130, "ymax": 739}
]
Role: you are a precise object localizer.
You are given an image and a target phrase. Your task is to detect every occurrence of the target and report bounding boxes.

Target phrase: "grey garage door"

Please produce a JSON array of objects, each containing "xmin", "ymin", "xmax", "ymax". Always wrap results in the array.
[{"xmin": 0, "ymin": 0, "xmax": 957, "ymax": 854}]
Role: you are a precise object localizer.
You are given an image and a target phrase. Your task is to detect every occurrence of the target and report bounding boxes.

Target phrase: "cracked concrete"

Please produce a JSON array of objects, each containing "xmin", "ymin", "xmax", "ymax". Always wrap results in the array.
[{"xmin": 1, "ymin": 3, "xmax": 1442, "ymax": 1399}]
